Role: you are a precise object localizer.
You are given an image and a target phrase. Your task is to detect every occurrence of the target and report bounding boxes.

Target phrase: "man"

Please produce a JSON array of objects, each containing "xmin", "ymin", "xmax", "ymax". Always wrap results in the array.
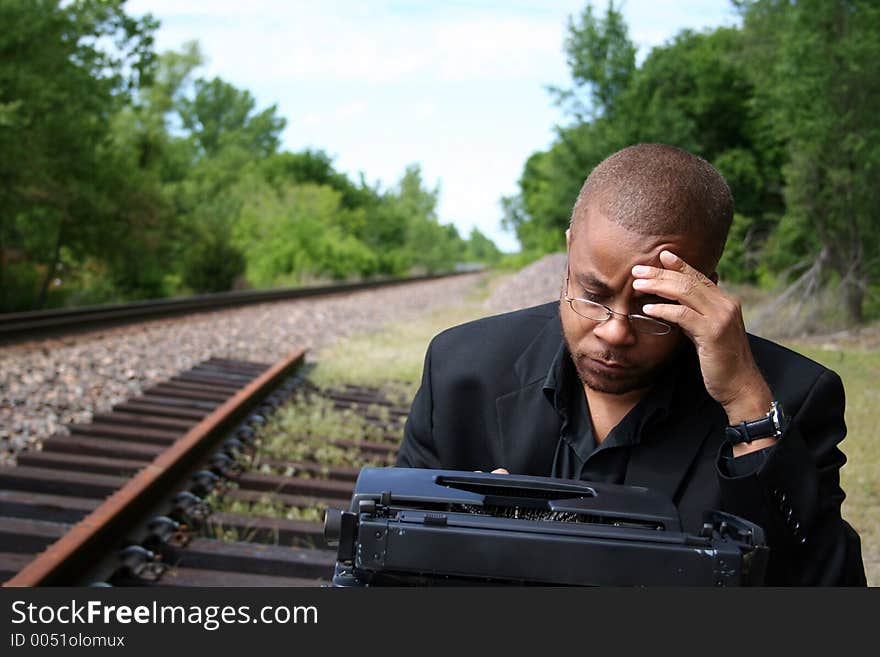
[{"xmin": 396, "ymin": 143, "xmax": 866, "ymax": 586}]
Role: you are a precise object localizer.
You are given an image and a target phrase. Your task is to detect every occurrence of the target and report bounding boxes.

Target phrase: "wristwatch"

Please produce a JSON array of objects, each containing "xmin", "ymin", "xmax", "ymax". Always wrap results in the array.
[{"xmin": 725, "ymin": 401, "xmax": 789, "ymax": 444}]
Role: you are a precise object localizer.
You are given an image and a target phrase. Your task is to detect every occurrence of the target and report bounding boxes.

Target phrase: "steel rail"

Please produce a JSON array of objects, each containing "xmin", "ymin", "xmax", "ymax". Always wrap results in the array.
[
  {"xmin": 3, "ymin": 348, "xmax": 306, "ymax": 587},
  {"xmin": 0, "ymin": 269, "xmax": 481, "ymax": 343}
]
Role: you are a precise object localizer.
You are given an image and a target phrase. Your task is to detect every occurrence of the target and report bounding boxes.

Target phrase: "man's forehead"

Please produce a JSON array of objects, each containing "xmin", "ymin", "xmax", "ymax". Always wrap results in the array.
[
  {"xmin": 569, "ymin": 211, "xmax": 715, "ymax": 275},
  {"xmin": 569, "ymin": 223, "xmax": 671, "ymax": 267}
]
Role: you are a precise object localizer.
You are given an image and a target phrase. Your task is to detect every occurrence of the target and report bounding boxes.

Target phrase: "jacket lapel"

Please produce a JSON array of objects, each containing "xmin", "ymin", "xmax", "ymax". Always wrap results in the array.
[
  {"xmin": 496, "ymin": 382, "xmax": 561, "ymax": 475},
  {"xmin": 624, "ymin": 388, "xmax": 725, "ymax": 502},
  {"xmin": 494, "ymin": 308, "xmax": 564, "ymax": 476}
]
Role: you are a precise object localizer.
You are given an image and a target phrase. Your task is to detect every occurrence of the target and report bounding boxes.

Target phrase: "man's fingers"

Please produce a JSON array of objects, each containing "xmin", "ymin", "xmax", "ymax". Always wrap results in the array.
[
  {"xmin": 632, "ymin": 252, "xmax": 715, "ymax": 310},
  {"xmin": 641, "ymin": 302, "xmax": 701, "ymax": 334},
  {"xmin": 633, "ymin": 274, "xmax": 710, "ymax": 312},
  {"xmin": 658, "ymin": 250, "xmax": 714, "ymax": 283},
  {"xmin": 633, "ymin": 252, "xmax": 713, "ymax": 286},
  {"xmin": 491, "ymin": 468, "xmax": 510, "ymax": 474}
]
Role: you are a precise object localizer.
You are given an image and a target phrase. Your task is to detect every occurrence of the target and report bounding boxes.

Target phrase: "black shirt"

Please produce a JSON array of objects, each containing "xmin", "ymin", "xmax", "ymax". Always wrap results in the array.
[{"xmin": 543, "ymin": 342, "xmax": 772, "ymax": 483}]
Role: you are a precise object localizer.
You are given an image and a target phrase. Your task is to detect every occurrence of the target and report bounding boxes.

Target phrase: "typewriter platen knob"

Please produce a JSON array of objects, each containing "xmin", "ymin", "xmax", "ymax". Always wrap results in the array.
[
  {"xmin": 324, "ymin": 508, "xmax": 359, "ymax": 562},
  {"xmin": 324, "ymin": 508, "xmax": 343, "ymax": 547}
]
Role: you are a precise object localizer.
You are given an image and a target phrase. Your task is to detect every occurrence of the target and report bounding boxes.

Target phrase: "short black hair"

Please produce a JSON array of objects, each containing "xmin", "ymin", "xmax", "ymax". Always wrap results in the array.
[{"xmin": 571, "ymin": 143, "xmax": 734, "ymax": 265}]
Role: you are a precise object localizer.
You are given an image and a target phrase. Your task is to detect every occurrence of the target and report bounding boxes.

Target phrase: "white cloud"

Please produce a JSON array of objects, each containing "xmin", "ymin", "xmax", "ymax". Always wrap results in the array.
[
  {"xmin": 129, "ymin": 1, "xmax": 571, "ymax": 85},
  {"xmin": 126, "ymin": 1, "xmax": 740, "ymax": 253},
  {"xmin": 335, "ymin": 100, "xmax": 368, "ymax": 120},
  {"xmin": 430, "ymin": 18, "xmax": 562, "ymax": 82},
  {"xmin": 300, "ymin": 112, "xmax": 322, "ymax": 127},
  {"xmin": 413, "ymin": 101, "xmax": 436, "ymax": 121}
]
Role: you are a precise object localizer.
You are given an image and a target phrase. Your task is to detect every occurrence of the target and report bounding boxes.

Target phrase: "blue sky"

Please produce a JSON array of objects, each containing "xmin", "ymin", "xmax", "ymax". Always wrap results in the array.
[{"xmin": 126, "ymin": 1, "xmax": 740, "ymax": 252}]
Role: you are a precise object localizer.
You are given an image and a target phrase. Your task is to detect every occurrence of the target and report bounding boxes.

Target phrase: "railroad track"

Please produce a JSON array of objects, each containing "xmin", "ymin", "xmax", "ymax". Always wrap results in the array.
[
  {"xmin": 0, "ymin": 351, "xmax": 405, "ymax": 586},
  {"xmin": 0, "ymin": 270, "xmax": 479, "ymax": 344}
]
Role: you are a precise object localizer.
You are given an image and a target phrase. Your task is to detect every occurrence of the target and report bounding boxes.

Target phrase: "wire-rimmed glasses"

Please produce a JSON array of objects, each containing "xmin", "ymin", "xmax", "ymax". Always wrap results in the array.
[{"xmin": 563, "ymin": 264, "xmax": 673, "ymax": 336}]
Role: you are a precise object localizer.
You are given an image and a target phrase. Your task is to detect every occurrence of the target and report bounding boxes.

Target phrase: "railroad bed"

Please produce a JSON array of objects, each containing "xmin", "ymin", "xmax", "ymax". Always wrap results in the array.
[
  {"xmin": 0, "ymin": 351, "xmax": 404, "ymax": 586},
  {"xmin": 0, "ymin": 271, "xmax": 484, "ymax": 466}
]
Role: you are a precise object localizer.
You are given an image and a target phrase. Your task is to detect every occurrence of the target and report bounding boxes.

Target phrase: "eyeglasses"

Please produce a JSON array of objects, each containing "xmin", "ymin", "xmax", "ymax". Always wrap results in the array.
[{"xmin": 563, "ymin": 264, "xmax": 673, "ymax": 336}]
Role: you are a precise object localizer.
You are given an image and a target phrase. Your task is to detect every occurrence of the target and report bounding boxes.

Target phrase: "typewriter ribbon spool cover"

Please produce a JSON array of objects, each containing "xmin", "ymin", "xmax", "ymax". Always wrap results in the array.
[{"xmin": 323, "ymin": 467, "xmax": 769, "ymax": 586}]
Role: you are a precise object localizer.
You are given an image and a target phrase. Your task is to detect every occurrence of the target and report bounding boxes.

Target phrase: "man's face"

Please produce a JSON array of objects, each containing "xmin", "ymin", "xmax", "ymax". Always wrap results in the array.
[{"xmin": 561, "ymin": 207, "xmax": 715, "ymax": 396}]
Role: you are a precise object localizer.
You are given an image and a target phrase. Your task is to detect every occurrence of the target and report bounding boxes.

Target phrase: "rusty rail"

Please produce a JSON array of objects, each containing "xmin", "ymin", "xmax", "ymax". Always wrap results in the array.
[{"xmin": 3, "ymin": 348, "xmax": 306, "ymax": 586}]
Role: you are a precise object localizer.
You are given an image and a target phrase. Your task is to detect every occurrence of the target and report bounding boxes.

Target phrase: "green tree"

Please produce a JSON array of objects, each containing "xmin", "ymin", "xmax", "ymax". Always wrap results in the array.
[
  {"xmin": 549, "ymin": 0, "xmax": 636, "ymax": 121},
  {"xmin": 88, "ymin": 45, "xmax": 207, "ymax": 301},
  {"xmin": 465, "ymin": 227, "xmax": 502, "ymax": 265},
  {"xmin": 179, "ymin": 77, "xmax": 285, "ymax": 159},
  {"xmin": 259, "ymin": 150, "xmax": 378, "ymax": 212},
  {"xmin": 614, "ymin": 27, "xmax": 785, "ymax": 282},
  {"xmin": 387, "ymin": 165, "xmax": 467, "ymax": 273},
  {"xmin": 1, "ymin": 13, "xmax": 494, "ymax": 309},
  {"xmin": 160, "ymin": 64, "xmax": 287, "ymax": 293},
  {"xmin": 505, "ymin": 2, "xmax": 786, "ymax": 285},
  {"xmin": 0, "ymin": 0, "xmax": 157, "ymax": 310},
  {"xmin": 233, "ymin": 180, "xmax": 377, "ymax": 286},
  {"xmin": 741, "ymin": 0, "xmax": 880, "ymax": 323}
]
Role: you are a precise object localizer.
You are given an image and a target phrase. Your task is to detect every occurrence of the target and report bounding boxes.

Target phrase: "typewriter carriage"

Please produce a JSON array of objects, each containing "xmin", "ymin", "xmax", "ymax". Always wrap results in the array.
[{"xmin": 324, "ymin": 467, "xmax": 769, "ymax": 587}]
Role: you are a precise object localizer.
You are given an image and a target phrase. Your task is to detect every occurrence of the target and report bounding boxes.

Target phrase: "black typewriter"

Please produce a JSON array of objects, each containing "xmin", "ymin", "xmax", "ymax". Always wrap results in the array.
[{"xmin": 323, "ymin": 467, "xmax": 769, "ymax": 586}]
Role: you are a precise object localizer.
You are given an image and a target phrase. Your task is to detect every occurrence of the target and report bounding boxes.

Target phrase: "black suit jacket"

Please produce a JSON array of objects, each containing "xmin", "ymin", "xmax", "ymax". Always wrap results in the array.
[{"xmin": 396, "ymin": 302, "xmax": 866, "ymax": 585}]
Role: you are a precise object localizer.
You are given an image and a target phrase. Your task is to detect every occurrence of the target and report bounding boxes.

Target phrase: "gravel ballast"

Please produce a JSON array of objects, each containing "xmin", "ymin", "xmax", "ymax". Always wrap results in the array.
[
  {"xmin": 0, "ymin": 273, "xmax": 484, "ymax": 464},
  {"xmin": 484, "ymin": 252, "xmax": 566, "ymax": 313}
]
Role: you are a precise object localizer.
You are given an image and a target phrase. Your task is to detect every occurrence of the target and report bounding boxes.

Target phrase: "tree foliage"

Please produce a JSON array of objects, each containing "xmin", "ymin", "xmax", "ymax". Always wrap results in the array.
[
  {"xmin": 506, "ymin": 0, "xmax": 880, "ymax": 324},
  {"xmin": 744, "ymin": 0, "xmax": 880, "ymax": 323},
  {"xmin": 0, "ymin": 3, "xmax": 490, "ymax": 312},
  {"xmin": 0, "ymin": 0, "xmax": 157, "ymax": 309},
  {"xmin": 548, "ymin": 0, "xmax": 636, "ymax": 121}
]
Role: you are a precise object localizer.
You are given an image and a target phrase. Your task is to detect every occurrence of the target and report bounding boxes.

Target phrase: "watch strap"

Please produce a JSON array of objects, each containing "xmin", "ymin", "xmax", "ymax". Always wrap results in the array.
[{"xmin": 725, "ymin": 401, "xmax": 786, "ymax": 444}]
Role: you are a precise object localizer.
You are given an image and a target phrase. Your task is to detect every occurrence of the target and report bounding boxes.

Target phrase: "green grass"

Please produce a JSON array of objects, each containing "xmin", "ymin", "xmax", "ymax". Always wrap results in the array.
[
  {"xmin": 307, "ymin": 272, "xmax": 502, "ymax": 396},
  {"xmin": 207, "ymin": 396, "xmax": 402, "ymax": 540}
]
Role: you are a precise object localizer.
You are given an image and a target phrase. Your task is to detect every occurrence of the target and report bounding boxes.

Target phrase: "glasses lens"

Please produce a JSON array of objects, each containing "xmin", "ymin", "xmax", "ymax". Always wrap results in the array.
[
  {"xmin": 570, "ymin": 299, "xmax": 611, "ymax": 321},
  {"xmin": 567, "ymin": 294, "xmax": 672, "ymax": 335},
  {"xmin": 629, "ymin": 315, "xmax": 672, "ymax": 335}
]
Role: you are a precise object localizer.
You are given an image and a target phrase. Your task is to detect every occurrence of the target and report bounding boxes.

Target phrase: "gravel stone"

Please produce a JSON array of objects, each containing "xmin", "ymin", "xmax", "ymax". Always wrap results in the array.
[
  {"xmin": 484, "ymin": 253, "xmax": 567, "ymax": 314},
  {"xmin": 0, "ymin": 273, "xmax": 484, "ymax": 465}
]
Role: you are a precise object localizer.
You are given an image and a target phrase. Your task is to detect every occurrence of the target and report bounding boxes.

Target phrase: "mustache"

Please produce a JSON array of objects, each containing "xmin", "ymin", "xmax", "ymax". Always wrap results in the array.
[{"xmin": 574, "ymin": 351, "xmax": 632, "ymax": 367}]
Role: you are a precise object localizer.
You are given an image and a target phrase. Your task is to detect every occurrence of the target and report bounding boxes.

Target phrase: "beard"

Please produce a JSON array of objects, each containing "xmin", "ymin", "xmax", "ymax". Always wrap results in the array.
[
  {"xmin": 570, "ymin": 351, "xmax": 656, "ymax": 395},
  {"xmin": 562, "ymin": 331, "xmax": 684, "ymax": 396}
]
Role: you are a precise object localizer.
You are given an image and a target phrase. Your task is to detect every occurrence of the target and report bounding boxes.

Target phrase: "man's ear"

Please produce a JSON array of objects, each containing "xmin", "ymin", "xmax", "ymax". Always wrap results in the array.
[{"xmin": 565, "ymin": 228, "xmax": 571, "ymax": 247}]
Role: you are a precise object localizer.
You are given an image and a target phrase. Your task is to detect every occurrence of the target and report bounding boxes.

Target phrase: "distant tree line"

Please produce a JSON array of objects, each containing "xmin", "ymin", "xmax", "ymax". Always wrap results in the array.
[
  {"xmin": 0, "ymin": 0, "xmax": 501, "ymax": 313},
  {"xmin": 503, "ymin": 0, "xmax": 880, "ymax": 325}
]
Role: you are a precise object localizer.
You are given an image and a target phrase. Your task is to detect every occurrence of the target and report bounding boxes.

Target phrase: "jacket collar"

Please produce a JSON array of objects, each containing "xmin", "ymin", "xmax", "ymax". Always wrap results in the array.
[
  {"xmin": 512, "ymin": 303, "xmax": 564, "ymax": 387},
  {"xmin": 495, "ymin": 305, "xmax": 566, "ymax": 475}
]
